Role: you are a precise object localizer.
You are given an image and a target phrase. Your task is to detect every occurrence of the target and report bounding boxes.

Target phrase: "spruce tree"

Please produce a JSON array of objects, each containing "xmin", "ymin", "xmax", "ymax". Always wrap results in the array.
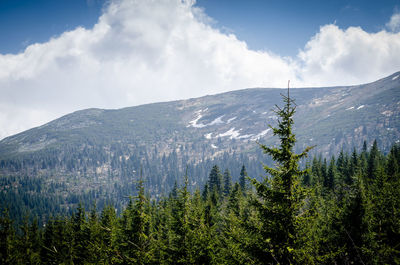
[
  {"xmin": 386, "ymin": 145, "xmax": 399, "ymax": 178},
  {"xmin": 99, "ymin": 205, "xmax": 117, "ymax": 264},
  {"xmin": 127, "ymin": 177, "xmax": 152, "ymax": 264},
  {"xmin": 208, "ymin": 165, "xmax": 222, "ymax": 195},
  {"xmin": 250, "ymin": 85, "xmax": 313, "ymax": 263},
  {"xmin": 366, "ymin": 140, "xmax": 381, "ymax": 185},
  {"xmin": 71, "ymin": 203, "xmax": 88, "ymax": 264},
  {"xmin": 223, "ymin": 169, "xmax": 232, "ymax": 196},
  {"xmin": 326, "ymin": 157, "xmax": 335, "ymax": 190},
  {"xmin": 0, "ymin": 209, "xmax": 15, "ymax": 264},
  {"xmin": 239, "ymin": 165, "xmax": 248, "ymax": 194},
  {"xmin": 349, "ymin": 147, "xmax": 359, "ymax": 177},
  {"xmin": 86, "ymin": 203, "xmax": 102, "ymax": 264}
]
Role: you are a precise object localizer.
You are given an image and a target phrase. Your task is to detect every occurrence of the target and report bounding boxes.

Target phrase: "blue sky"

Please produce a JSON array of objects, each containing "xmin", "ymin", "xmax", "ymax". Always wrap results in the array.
[
  {"xmin": 0, "ymin": 0, "xmax": 399, "ymax": 139},
  {"xmin": 0, "ymin": 0, "xmax": 104, "ymax": 54},
  {"xmin": 197, "ymin": 0, "xmax": 400, "ymax": 56},
  {"xmin": 1, "ymin": 0, "xmax": 399, "ymax": 56}
]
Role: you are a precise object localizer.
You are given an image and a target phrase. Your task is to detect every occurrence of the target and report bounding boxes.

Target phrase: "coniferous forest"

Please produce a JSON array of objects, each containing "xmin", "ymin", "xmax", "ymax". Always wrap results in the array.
[{"xmin": 1, "ymin": 92, "xmax": 400, "ymax": 264}]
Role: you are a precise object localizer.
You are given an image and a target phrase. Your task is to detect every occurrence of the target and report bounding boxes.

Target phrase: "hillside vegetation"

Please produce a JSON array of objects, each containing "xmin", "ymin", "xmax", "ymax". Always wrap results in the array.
[
  {"xmin": 1, "ymin": 90, "xmax": 400, "ymax": 264},
  {"xmin": 0, "ymin": 72, "xmax": 399, "ymax": 222}
]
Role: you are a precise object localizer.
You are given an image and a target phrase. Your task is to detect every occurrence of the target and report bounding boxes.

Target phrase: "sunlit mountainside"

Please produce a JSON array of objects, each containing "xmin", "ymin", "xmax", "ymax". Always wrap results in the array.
[{"xmin": 0, "ymin": 71, "xmax": 399, "ymax": 217}]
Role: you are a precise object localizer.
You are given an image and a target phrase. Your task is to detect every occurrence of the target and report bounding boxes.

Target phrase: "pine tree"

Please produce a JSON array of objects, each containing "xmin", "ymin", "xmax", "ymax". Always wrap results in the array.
[
  {"xmin": 362, "ymin": 140, "xmax": 368, "ymax": 153},
  {"xmin": 118, "ymin": 174, "xmax": 152, "ymax": 264},
  {"xmin": 0, "ymin": 209, "xmax": 15, "ymax": 264},
  {"xmin": 337, "ymin": 149, "xmax": 352, "ymax": 185},
  {"xmin": 28, "ymin": 217, "xmax": 41, "ymax": 263},
  {"xmin": 71, "ymin": 203, "xmax": 88, "ymax": 264},
  {"xmin": 250, "ymin": 85, "xmax": 313, "ymax": 263},
  {"xmin": 86, "ymin": 203, "xmax": 102, "ymax": 264},
  {"xmin": 40, "ymin": 216, "xmax": 73, "ymax": 264},
  {"xmin": 227, "ymin": 183, "xmax": 242, "ymax": 216},
  {"xmin": 321, "ymin": 158, "xmax": 328, "ymax": 188},
  {"xmin": 201, "ymin": 183, "xmax": 209, "ymax": 201},
  {"xmin": 168, "ymin": 171, "xmax": 192, "ymax": 264},
  {"xmin": 349, "ymin": 147, "xmax": 359, "ymax": 177},
  {"xmin": 364, "ymin": 143, "xmax": 400, "ymax": 263},
  {"xmin": 239, "ymin": 165, "xmax": 248, "ymax": 194},
  {"xmin": 208, "ymin": 165, "xmax": 222, "ymax": 195},
  {"xmin": 16, "ymin": 215, "xmax": 39, "ymax": 264},
  {"xmin": 187, "ymin": 189, "xmax": 212, "ymax": 264},
  {"xmin": 386, "ymin": 145, "xmax": 399, "ymax": 178},
  {"xmin": 130, "ymin": 177, "xmax": 152, "ymax": 264},
  {"xmin": 99, "ymin": 205, "xmax": 117, "ymax": 264},
  {"xmin": 325, "ymin": 157, "xmax": 335, "ymax": 190},
  {"xmin": 367, "ymin": 140, "xmax": 380, "ymax": 181},
  {"xmin": 223, "ymin": 169, "xmax": 232, "ymax": 196},
  {"xmin": 218, "ymin": 182, "xmax": 255, "ymax": 264}
]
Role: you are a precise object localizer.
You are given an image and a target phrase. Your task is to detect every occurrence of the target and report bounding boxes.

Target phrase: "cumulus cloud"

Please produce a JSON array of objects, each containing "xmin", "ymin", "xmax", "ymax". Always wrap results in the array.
[
  {"xmin": 386, "ymin": 12, "xmax": 400, "ymax": 32},
  {"xmin": 0, "ymin": 0, "xmax": 400, "ymax": 139},
  {"xmin": 298, "ymin": 24, "xmax": 400, "ymax": 86}
]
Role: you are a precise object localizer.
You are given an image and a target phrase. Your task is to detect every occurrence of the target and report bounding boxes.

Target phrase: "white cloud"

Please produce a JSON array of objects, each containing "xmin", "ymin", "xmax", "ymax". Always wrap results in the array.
[
  {"xmin": 298, "ymin": 24, "xmax": 400, "ymax": 86},
  {"xmin": 386, "ymin": 12, "xmax": 400, "ymax": 32},
  {"xmin": 0, "ymin": 0, "xmax": 400, "ymax": 139}
]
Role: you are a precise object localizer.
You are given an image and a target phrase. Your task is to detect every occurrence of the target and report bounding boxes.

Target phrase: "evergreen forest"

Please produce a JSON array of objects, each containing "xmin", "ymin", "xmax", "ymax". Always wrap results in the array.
[{"xmin": 1, "ymin": 91, "xmax": 400, "ymax": 264}]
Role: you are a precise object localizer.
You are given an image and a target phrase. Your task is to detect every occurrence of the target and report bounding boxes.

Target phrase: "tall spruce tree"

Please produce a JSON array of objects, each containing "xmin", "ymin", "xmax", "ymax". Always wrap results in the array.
[
  {"xmin": 0, "ymin": 209, "xmax": 15, "ymax": 264},
  {"xmin": 325, "ymin": 157, "xmax": 335, "ymax": 190},
  {"xmin": 223, "ymin": 169, "xmax": 232, "ymax": 196},
  {"xmin": 250, "ymin": 84, "xmax": 313, "ymax": 263},
  {"xmin": 367, "ymin": 140, "xmax": 380, "ymax": 182},
  {"xmin": 99, "ymin": 205, "xmax": 117, "ymax": 264},
  {"xmin": 239, "ymin": 165, "xmax": 248, "ymax": 193},
  {"xmin": 71, "ymin": 203, "xmax": 88, "ymax": 264},
  {"xmin": 128, "ymin": 177, "xmax": 151, "ymax": 264},
  {"xmin": 208, "ymin": 165, "xmax": 222, "ymax": 195}
]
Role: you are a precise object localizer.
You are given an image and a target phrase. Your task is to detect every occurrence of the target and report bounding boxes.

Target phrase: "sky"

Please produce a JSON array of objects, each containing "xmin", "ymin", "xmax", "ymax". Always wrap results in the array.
[{"xmin": 0, "ymin": 0, "xmax": 400, "ymax": 139}]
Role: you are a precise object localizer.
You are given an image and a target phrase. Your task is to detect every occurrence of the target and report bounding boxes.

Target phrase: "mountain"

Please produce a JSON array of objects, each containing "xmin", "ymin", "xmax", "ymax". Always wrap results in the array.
[{"xmin": 0, "ymin": 72, "xmax": 399, "ymax": 220}]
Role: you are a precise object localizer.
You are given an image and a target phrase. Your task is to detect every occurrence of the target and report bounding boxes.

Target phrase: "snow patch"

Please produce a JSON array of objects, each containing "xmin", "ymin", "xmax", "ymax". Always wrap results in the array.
[
  {"xmin": 251, "ymin": 129, "xmax": 271, "ymax": 141},
  {"xmin": 211, "ymin": 144, "xmax": 218, "ymax": 149},
  {"xmin": 381, "ymin": 110, "xmax": 393, "ymax": 116},
  {"xmin": 217, "ymin": 127, "xmax": 271, "ymax": 141},
  {"xmin": 346, "ymin": 106, "xmax": 354, "ymax": 110},
  {"xmin": 217, "ymin": 128, "xmax": 255, "ymax": 140},
  {"xmin": 187, "ymin": 109, "xmax": 208, "ymax": 128},
  {"xmin": 357, "ymin": 105, "xmax": 365, "ymax": 110},
  {"xmin": 238, "ymin": 134, "xmax": 253, "ymax": 139},
  {"xmin": 392, "ymin": 75, "xmax": 399, "ymax": 80},
  {"xmin": 187, "ymin": 110, "xmax": 226, "ymax": 128},
  {"xmin": 209, "ymin": 115, "xmax": 224, "ymax": 125},
  {"xmin": 187, "ymin": 113, "xmax": 206, "ymax": 128},
  {"xmin": 227, "ymin": 117, "xmax": 237, "ymax": 124},
  {"xmin": 204, "ymin": 133, "xmax": 212, "ymax": 139},
  {"xmin": 218, "ymin": 128, "xmax": 241, "ymax": 139}
]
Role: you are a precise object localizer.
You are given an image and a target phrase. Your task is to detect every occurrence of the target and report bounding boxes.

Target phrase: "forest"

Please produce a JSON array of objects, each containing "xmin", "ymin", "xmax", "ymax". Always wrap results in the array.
[{"xmin": 1, "ymin": 92, "xmax": 400, "ymax": 264}]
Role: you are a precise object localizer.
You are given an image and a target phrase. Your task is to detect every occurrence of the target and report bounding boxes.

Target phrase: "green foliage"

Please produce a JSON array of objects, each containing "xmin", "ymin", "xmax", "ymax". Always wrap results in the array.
[
  {"xmin": 1, "ymin": 84, "xmax": 399, "ymax": 264},
  {"xmin": 222, "ymin": 169, "xmax": 232, "ymax": 197},
  {"xmin": 239, "ymin": 165, "xmax": 248, "ymax": 194},
  {"xmin": 1, "ymin": 143, "xmax": 400, "ymax": 264},
  {"xmin": 249, "ymin": 88, "xmax": 313, "ymax": 263},
  {"xmin": 208, "ymin": 165, "xmax": 223, "ymax": 196}
]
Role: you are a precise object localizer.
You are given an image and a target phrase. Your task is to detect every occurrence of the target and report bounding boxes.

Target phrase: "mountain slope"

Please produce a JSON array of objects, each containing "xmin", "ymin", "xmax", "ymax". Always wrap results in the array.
[{"xmin": 0, "ymin": 72, "xmax": 399, "ymax": 214}]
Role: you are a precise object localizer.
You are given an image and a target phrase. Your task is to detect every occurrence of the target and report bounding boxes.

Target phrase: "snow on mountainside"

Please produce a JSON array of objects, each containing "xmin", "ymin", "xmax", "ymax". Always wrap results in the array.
[{"xmin": 0, "ymin": 71, "xmax": 399, "ymax": 198}]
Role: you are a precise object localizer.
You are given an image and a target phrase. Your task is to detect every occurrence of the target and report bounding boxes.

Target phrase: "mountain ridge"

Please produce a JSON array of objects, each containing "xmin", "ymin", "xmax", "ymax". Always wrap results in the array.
[{"xmin": 0, "ymin": 72, "xmax": 399, "ymax": 209}]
